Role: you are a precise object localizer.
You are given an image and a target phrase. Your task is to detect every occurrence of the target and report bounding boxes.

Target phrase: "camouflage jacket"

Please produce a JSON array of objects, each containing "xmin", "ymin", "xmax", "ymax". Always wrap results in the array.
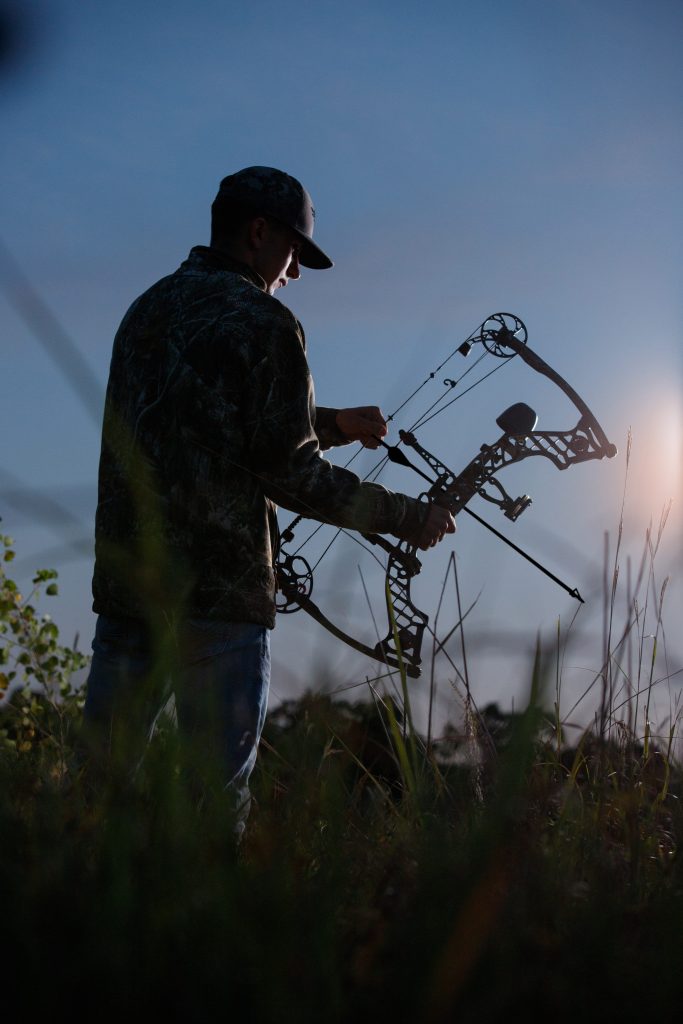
[{"xmin": 92, "ymin": 246, "xmax": 424, "ymax": 627}]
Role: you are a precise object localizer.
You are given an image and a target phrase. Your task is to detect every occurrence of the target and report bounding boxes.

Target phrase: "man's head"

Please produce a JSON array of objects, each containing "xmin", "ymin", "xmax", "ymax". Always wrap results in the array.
[{"xmin": 210, "ymin": 166, "xmax": 332, "ymax": 293}]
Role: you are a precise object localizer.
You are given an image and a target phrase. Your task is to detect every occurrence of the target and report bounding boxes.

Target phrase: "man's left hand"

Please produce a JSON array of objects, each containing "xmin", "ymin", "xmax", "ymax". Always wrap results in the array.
[{"xmin": 335, "ymin": 406, "xmax": 388, "ymax": 449}]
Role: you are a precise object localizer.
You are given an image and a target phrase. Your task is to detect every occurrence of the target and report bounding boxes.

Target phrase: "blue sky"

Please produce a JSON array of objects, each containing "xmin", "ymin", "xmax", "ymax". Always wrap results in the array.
[{"xmin": 1, "ymin": 0, "xmax": 681, "ymax": 731}]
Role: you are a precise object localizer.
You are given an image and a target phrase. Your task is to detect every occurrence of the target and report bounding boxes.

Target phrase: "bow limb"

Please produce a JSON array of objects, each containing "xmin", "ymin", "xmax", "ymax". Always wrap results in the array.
[
  {"xmin": 498, "ymin": 332, "xmax": 618, "ymax": 460},
  {"xmin": 284, "ymin": 586, "xmax": 421, "ymax": 678}
]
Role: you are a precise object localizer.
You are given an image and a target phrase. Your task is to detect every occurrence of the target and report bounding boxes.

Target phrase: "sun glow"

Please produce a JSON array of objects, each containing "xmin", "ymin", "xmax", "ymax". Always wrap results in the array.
[{"xmin": 624, "ymin": 385, "xmax": 682, "ymax": 533}]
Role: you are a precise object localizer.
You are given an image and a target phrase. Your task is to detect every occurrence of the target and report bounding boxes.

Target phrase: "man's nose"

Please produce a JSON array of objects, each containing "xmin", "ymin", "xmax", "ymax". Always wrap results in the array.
[{"xmin": 287, "ymin": 252, "xmax": 301, "ymax": 280}]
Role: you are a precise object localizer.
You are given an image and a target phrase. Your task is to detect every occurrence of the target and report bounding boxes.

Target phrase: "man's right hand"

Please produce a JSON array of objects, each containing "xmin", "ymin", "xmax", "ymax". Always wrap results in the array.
[{"xmin": 410, "ymin": 502, "xmax": 456, "ymax": 550}]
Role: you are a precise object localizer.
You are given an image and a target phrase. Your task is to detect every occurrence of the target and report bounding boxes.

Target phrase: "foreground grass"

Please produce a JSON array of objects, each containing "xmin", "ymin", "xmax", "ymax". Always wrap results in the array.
[
  {"xmin": 1, "ymin": 677, "xmax": 681, "ymax": 1022},
  {"xmin": 2, "ymin": 516, "xmax": 682, "ymax": 1022}
]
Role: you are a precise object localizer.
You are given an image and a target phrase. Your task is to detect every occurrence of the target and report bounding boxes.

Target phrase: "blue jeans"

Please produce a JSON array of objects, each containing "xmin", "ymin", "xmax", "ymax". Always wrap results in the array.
[{"xmin": 83, "ymin": 615, "xmax": 271, "ymax": 829}]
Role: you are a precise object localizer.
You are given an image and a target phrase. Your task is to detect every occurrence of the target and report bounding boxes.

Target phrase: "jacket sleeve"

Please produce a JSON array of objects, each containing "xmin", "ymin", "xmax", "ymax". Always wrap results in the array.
[
  {"xmin": 314, "ymin": 406, "xmax": 352, "ymax": 450},
  {"xmin": 294, "ymin": 319, "xmax": 349, "ymax": 451},
  {"xmin": 241, "ymin": 303, "xmax": 424, "ymax": 540}
]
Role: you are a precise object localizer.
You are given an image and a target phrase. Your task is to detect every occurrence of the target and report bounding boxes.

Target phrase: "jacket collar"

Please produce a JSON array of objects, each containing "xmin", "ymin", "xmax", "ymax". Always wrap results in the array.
[{"xmin": 183, "ymin": 246, "xmax": 267, "ymax": 292}]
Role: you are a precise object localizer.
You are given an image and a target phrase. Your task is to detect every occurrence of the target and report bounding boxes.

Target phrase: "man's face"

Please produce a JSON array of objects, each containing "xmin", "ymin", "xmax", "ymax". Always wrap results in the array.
[{"xmin": 253, "ymin": 220, "xmax": 302, "ymax": 295}]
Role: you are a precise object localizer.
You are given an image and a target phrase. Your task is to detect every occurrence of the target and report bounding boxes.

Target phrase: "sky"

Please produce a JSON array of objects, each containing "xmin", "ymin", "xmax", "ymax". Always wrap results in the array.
[{"xmin": 1, "ymin": 0, "xmax": 681, "ymax": 737}]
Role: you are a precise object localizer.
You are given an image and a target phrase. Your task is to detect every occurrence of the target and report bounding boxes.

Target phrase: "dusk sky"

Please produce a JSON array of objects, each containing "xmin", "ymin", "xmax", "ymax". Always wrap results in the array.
[{"xmin": 2, "ymin": 0, "xmax": 681, "ymax": 734}]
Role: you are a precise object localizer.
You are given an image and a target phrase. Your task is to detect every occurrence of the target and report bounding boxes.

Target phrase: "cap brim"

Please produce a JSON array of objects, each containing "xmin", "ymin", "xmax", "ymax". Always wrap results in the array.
[{"xmin": 297, "ymin": 234, "xmax": 333, "ymax": 270}]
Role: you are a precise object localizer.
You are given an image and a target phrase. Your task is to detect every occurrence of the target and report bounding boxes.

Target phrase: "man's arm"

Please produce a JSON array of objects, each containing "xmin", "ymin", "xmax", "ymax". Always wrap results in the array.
[{"xmin": 242, "ymin": 307, "xmax": 453, "ymax": 548}]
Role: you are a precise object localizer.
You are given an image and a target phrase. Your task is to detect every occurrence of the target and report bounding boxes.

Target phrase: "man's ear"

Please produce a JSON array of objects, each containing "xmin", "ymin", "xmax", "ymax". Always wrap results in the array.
[{"xmin": 247, "ymin": 216, "xmax": 270, "ymax": 252}]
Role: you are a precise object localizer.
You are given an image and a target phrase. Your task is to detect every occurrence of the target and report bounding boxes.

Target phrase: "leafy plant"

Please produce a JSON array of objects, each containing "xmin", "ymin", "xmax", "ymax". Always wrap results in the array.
[{"xmin": 0, "ymin": 534, "xmax": 88, "ymax": 768}]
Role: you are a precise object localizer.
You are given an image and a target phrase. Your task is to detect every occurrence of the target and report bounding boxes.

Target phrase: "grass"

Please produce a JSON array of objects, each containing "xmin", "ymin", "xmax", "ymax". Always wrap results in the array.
[{"xmin": 1, "ymin": 493, "xmax": 682, "ymax": 1021}]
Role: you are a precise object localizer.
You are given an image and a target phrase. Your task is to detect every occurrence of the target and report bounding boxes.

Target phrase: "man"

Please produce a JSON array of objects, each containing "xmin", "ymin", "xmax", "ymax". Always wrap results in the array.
[{"xmin": 84, "ymin": 166, "xmax": 454, "ymax": 824}]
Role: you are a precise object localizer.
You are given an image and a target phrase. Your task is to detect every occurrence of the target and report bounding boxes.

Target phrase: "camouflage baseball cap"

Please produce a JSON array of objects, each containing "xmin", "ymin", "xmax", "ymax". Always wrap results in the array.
[{"xmin": 215, "ymin": 166, "xmax": 333, "ymax": 270}]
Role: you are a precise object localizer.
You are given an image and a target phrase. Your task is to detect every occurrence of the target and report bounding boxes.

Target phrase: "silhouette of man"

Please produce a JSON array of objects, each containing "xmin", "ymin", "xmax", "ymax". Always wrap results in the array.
[{"xmin": 84, "ymin": 166, "xmax": 454, "ymax": 829}]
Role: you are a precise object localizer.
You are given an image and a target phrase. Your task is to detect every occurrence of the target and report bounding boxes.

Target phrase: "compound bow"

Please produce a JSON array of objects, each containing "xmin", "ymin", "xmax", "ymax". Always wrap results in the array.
[{"xmin": 275, "ymin": 313, "xmax": 617, "ymax": 678}]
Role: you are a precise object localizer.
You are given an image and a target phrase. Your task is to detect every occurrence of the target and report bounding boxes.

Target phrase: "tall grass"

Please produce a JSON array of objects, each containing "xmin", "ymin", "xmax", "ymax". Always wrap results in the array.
[{"xmin": 1, "ymin": 504, "xmax": 681, "ymax": 1021}]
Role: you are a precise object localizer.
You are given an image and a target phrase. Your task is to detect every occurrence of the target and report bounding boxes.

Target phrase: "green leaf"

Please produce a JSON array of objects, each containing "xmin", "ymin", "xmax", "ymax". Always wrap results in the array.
[
  {"xmin": 46, "ymin": 584, "xmax": 59, "ymax": 597},
  {"xmin": 32, "ymin": 569, "xmax": 58, "ymax": 584}
]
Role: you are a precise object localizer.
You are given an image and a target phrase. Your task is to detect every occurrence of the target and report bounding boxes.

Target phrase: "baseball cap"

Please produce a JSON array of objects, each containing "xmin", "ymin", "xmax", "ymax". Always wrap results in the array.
[{"xmin": 214, "ymin": 166, "xmax": 333, "ymax": 270}]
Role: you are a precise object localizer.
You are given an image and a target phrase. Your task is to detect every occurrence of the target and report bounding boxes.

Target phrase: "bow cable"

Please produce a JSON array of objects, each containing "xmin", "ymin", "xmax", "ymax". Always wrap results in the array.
[{"xmin": 285, "ymin": 334, "xmax": 514, "ymax": 561}]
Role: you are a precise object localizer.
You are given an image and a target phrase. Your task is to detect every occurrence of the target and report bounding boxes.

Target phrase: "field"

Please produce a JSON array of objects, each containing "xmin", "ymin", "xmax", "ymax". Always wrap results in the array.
[{"xmin": 1, "ymin": 524, "xmax": 681, "ymax": 1022}]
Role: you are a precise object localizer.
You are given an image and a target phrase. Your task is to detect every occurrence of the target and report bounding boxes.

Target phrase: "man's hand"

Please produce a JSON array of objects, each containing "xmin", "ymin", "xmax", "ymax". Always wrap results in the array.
[
  {"xmin": 335, "ymin": 405, "xmax": 455, "ymax": 548},
  {"xmin": 335, "ymin": 406, "xmax": 388, "ymax": 449},
  {"xmin": 410, "ymin": 502, "xmax": 456, "ymax": 551}
]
